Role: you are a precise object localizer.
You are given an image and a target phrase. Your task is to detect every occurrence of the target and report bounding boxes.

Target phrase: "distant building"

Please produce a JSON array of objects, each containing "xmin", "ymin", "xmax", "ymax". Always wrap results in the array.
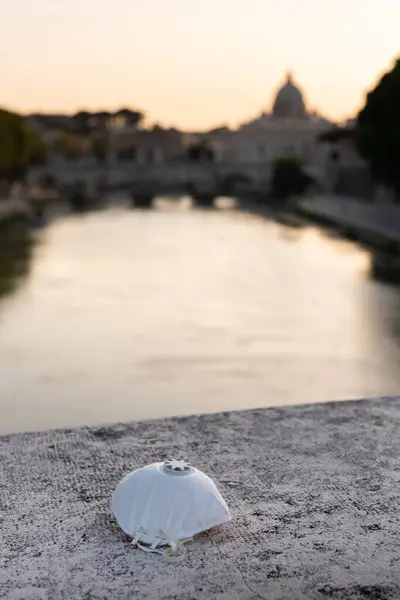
[
  {"xmin": 27, "ymin": 80, "xmax": 369, "ymax": 193},
  {"xmin": 111, "ymin": 127, "xmax": 186, "ymax": 164},
  {"xmin": 205, "ymin": 71, "xmax": 334, "ymax": 171},
  {"xmin": 26, "ymin": 114, "xmax": 73, "ymax": 146}
]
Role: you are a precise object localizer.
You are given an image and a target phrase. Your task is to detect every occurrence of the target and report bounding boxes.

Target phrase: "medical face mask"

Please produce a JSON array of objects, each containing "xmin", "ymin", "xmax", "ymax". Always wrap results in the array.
[{"xmin": 112, "ymin": 459, "xmax": 231, "ymax": 561}]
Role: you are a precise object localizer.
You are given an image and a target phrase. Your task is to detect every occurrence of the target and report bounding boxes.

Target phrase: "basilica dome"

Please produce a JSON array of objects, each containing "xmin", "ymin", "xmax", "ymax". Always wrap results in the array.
[{"xmin": 272, "ymin": 72, "xmax": 307, "ymax": 119}]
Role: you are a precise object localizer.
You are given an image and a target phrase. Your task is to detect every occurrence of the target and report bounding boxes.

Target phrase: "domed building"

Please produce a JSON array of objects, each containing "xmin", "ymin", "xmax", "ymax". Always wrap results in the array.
[
  {"xmin": 209, "ymin": 71, "xmax": 334, "ymax": 175},
  {"xmin": 272, "ymin": 71, "xmax": 307, "ymax": 119}
]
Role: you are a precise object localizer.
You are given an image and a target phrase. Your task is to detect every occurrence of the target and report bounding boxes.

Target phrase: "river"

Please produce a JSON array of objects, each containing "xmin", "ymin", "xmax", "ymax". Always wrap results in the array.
[{"xmin": 1, "ymin": 196, "xmax": 400, "ymax": 434}]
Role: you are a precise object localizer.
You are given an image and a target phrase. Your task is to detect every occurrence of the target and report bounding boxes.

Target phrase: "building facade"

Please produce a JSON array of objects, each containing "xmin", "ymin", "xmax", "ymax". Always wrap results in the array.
[{"xmin": 206, "ymin": 72, "xmax": 334, "ymax": 171}]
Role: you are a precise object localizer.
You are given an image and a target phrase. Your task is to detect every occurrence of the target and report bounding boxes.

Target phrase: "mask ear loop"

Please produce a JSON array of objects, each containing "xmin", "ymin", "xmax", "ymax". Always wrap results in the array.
[
  {"xmin": 132, "ymin": 528, "xmax": 193, "ymax": 563},
  {"xmin": 131, "ymin": 527, "xmax": 146, "ymax": 546},
  {"xmin": 161, "ymin": 533, "xmax": 193, "ymax": 563},
  {"xmin": 132, "ymin": 530, "xmax": 166, "ymax": 556}
]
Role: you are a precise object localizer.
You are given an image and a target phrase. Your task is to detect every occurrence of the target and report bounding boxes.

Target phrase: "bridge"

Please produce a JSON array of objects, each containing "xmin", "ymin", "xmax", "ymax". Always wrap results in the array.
[
  {"xmin": 29, "ymin": 160, "xmax": 328, "ymax": 196},
  {"xmin": 30, "ymin": 161, "xmax": 267, "ymax": 190}
]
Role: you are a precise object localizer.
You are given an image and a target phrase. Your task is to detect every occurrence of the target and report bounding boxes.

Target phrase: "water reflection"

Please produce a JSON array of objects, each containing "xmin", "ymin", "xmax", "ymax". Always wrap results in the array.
[
  {"xmin": 0, "ymin": 220, "xmax": 33, "ymax": 302},
  {"xmin": 0, "ymin": 197, "xmax": 400, "ymax": 434}
]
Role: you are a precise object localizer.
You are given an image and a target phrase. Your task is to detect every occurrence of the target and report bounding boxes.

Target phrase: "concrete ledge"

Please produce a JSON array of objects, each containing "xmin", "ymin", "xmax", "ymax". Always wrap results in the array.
[{"xmin": 1, "ymin": 397, "xmax": 400, "ymax": 600}]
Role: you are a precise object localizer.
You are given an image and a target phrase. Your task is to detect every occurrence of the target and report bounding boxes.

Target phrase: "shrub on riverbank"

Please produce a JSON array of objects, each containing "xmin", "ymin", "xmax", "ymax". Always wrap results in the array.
[
  {"xmin": 91, "ymin": 136, "xmax": 107, "ymax": 163},
  {"xmin": 270, "ymin": 156, "xmax": 313, "ymax": 201}
]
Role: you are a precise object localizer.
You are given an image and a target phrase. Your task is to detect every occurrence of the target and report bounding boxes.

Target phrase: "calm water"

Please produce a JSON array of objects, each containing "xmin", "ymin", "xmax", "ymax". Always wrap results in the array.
[{"xmin": 1, "ymin": 197, "xmax": 400, "ymax": 434}]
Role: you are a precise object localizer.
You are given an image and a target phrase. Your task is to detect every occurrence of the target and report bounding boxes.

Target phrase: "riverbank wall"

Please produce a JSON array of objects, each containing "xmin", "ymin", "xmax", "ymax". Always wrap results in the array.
[
  {"xmin": 298, "ymin": 195, "xmax": 400, "ymax": 246},
  {"xmin": 297, "ymin": 195, "xmax": 400, "ymax": 282},
  {"xmin": 0, "ymin": 198, "xmax": 30, "ymax": 226}
]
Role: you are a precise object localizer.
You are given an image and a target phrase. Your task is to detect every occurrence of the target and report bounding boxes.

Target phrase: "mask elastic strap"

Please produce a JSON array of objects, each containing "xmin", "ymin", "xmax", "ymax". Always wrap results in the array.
[
  {"xmin": 161, "ymin": 531, "xmax": 193, "ymax": 563},
  {"xmin": 132, "ymin": 529, "xmax": 193, "ymax": 563},
  {"xmin": 161, "ymin": 541, "xmax": 190, "ymax": 563},
  {"xmin": 131, "ymin": 526, "xmax": 146, "ymax": 546},
  {"xmin": 136, "ymin": 541, "xmax": 164, "ymax": 555}
]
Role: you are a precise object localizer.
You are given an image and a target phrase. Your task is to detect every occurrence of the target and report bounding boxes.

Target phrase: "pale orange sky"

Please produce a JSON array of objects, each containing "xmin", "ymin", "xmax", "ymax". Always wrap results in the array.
[{"xmin": 1, "ymin": 0, "xmax": 399, "ymax": 130}]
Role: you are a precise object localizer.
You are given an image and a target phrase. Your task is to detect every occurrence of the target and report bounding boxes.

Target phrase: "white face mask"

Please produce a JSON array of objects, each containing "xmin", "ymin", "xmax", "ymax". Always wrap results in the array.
[{"xmin": 112, "ymin": 459, "xmax": 231, "ymax": 561}]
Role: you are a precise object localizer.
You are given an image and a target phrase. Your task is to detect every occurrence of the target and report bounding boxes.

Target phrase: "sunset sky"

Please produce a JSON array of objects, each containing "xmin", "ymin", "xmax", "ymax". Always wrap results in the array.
[{"xmin": 1, "ymin": 0, "xmax": 399, "ymax": 130}]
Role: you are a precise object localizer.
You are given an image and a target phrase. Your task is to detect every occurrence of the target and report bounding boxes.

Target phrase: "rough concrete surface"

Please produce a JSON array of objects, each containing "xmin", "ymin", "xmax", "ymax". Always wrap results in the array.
[{"xmin": 1, "ymin": 397, "xmax": 400, "ymax": 600}]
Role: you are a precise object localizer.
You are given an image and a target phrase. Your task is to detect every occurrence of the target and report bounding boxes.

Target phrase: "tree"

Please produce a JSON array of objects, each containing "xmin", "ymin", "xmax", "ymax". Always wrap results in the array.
[
  {"xmin": 73, "ymin": 111, "xmax": 91, "ymax": 134},
  {"xmin": 355, "ymin": 57, "xmax": 400, "ymax": 198},
  {"xmin": 26, "ymin": 129, "xmax": 47, "ymax": 166},
  {"xmin": 54, "ymin": 132, "xmax": 83, "ymax": 160},
  {"xmin": 73, "ymin": 109, "xmax": 144, "ymax": 133},
  {"xmin": 118, "ymin": 145, "xmax": 137, "ymax": 161},
  {"xmin": 91, "ymin": 136, "xmax": 107, "ymax": 163},
  {"xmin": 0, "ymin": 109, "xmax": 47, "ymax": 182},
  {"xmin": 92, "ymin": 112, "xmax": 111, "ymax": 129},
  {"xmin": 270, "ymin": 156, "xmax": 312, "ymax": 200},
  {"xmin": 186, "ymin": 143, "xmax": 214, "ymax": 162},
  {"xmin": 116, "ymin": 109, "xmax": 143, "ymax": 128}
]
